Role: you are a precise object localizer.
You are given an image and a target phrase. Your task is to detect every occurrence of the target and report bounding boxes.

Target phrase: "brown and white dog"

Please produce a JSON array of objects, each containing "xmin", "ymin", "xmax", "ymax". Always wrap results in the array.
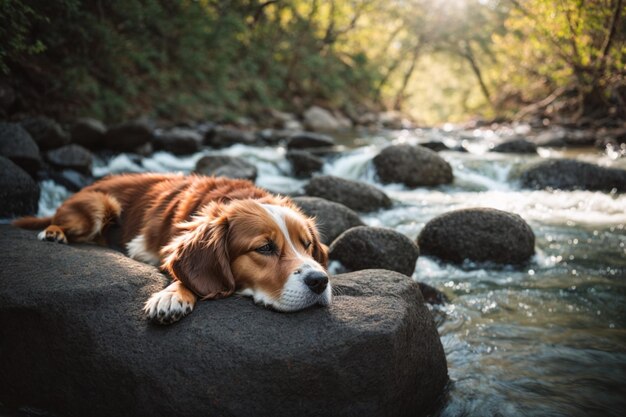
[{"xmin": 13, "ymin": 173, "xmax": 331, "ymax": 324}]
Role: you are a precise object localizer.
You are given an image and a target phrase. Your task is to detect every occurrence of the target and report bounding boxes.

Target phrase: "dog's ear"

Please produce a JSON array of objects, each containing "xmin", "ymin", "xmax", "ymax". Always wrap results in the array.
[
  {"xmin": 161, "ymin": 203, "xmax": 235, "ymax": 299},
  {"xmin": 308, "ymin": 221, "xmax": 329, "ymax": 269}
]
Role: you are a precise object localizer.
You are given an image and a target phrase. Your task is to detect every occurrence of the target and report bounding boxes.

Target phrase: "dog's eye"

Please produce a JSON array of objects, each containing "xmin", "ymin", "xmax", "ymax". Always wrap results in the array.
[
  {"xmin": 303, "ymin": 241, "xmax": 312, "ymax": 250},
  {"xmin": 255, "ymin": 241, "xmax": 276, "ymax": 255}
]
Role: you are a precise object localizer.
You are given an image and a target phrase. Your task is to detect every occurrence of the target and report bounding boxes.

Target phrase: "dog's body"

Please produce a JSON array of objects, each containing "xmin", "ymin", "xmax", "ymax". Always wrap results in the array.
[{"xmin": 14, "ymin": 174, "xmax": 331, "ymax": 323}]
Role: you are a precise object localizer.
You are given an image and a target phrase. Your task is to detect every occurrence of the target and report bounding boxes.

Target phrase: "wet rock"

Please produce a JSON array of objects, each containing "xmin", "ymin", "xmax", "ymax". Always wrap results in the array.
[
  {"xmin": 420, "ymin": 141, "xmax": 450, "ymax": 152},
  {"xmin": 0, "ymin": 156, "xmax": 39, "ymax": 218},
  {"xmin": 204, "ymin": 127, "xmax": 256, "ymax": 148},
  {"xmin": 373, "ymin": 144, "xmax": 453, "ymax": 187},
  {"xmin": 292, "ymin": 197, "xmax": 364, "ymax": 245},
  {"xmin": 104, "ymin": 121, "xmax": 153, "ymax": 152},
  {"xmin": 519, "ymin": 159, "xmax": 626, "ymax": 192},
  {"xmin": 491, "ymin": 138, "xmax": 537, "ymax": 154},
  {"xmin": 45, "ymin": 144, "xmax": 93, "ymax": 176},
  {"xmin": 0, "ymin": 226, "xmax": 449, "ymax": 417},
  {"xmin": 20, "ymin": 117, "xmax": 70, "ymax": 151},
  {"xmin": 286, "ymin": 132, "xmax": 335, "ymax": 150},
  {"xmin": 195, "ymin": 155, "xmax": 257, "ymax": 181},
  {"xmin": 418, "ymin": 208, "xmax": 535, "ymax": 265},
  {"xmin": 286, "ymin": 150, "xmax": 324, "ymax": 178},
  {"xmin": 47, "ymin": 169, "xmax": 94, "ymax": 192},
  {"xmin": 417, "ymin": 283, "xmax": 448, "ymax": 306},
  {"xmin": 378, "ymin": 111, "xmax": 412, "ymax": 129},
  {"xmin": 304, "ymin": 175, "xmax": 392, "ymax": 212},
  {"xmin": 153, "ymin": 128, "xmax": 203, "ymax": 155},
  {"xmin": 257, "ymin": 129, "xmax": 293, "ymax": 145},
  {"xmin": 70, "ymin": 118, "xmax": 106, "ymax": 149},
  {"xmin": 0, "ymin": 122, "xmax": 42, "ymax": 175},
  {"xmin": 532, "ymin": 128, "xmax": 595, "ymax": 148},
  {"xmin": 303, "ymin": 106, "xmax": 342, "ymax": 131},
  {"xmin": 330, "ymin": 226, "xmax": 419, "ymax": 276},
  {"xmin": 269, "ymin": 109, "xmax": 303, "ymax": 131}
]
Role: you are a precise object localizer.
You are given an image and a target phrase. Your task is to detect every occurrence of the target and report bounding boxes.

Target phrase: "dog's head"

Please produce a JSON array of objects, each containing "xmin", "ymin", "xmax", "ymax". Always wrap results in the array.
[{"xmin": 161, "ymin": 198, "xmax": 331, "ymax": 311}]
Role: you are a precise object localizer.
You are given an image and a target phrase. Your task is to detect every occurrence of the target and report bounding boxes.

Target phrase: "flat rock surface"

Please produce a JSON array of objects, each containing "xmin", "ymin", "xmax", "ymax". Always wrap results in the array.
[{"xmin": 0, "ymin": 226, "xmax": 448, "ymax": 417}]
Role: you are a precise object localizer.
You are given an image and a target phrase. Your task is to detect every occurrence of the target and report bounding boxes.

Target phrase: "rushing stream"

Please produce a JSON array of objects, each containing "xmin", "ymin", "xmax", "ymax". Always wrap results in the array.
[{"xmin": 37, "ymin": 125, "xmax": 626, "ymax": 417}]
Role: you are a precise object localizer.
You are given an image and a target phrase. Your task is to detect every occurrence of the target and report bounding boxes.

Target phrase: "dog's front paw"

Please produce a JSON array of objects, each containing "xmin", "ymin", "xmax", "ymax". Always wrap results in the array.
[
  {"xmin": 144, "ymin": 284, "xmax": 195, "ymax": 325},
  {"xmin": 38, "ymin": 226, "xmax": 68, "ymax": 244}
]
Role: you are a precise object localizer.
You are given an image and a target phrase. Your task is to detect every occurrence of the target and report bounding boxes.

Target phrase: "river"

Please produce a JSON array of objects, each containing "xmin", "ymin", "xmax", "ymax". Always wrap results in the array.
[{"xmin": 37, "ymin": 124, "xmax": 626, "ymax": 417}]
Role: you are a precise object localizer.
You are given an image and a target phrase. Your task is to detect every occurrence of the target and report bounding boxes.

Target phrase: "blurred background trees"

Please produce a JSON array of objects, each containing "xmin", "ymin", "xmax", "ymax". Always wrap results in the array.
[{"xmin": 0, "ymin": 0, "xmax": 624, "ymax": 124}]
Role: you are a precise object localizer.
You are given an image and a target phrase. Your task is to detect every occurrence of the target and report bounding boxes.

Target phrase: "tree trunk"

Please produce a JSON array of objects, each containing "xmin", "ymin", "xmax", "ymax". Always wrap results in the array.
[{"xmin": 393, "ymin": 41, "xmax": 421, "ymax": 111}]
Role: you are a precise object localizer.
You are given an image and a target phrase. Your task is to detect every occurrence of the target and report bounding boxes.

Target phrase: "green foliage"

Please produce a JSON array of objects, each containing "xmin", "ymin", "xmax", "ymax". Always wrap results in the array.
[{"xmin": 1, "ymin": 0, "xmax": 623, "ymax": 123}]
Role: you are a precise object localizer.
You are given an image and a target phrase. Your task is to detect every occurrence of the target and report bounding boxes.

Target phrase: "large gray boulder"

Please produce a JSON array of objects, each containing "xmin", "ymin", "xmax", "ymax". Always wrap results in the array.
[
  {"xmin": 287, "ymin": 150, "xmax": 324, "ymax": 178},
  {"xmin": 330, "ymin": 226, "xmax": 419, "ymax": 276},
  {"xmin": 70, "ymin": 118, "xmax": 106, "ymax": 149},
  {"xmin": 292, "ymin": 197, "xmax": 364, "ymax": 245},
  {"xmin": 491, "ymin": 138, "xmax": 537, "ymax": 154},
  {"xmin": 0, "ymin": 122, "xmax": 42, "ymax": 175},
  {"xmin": 519, "ymin": 159, "xmax": 626, "ymax": 192},
  {"xmin": 0, "ymin": 157, "xmax": 40, "ymax": 218},
  {"xmin": 104, "ymin": 121, "xmax": 154, "ymax": 152},
  {"xmin": 194, "ymin": 155, "xmax": 258, "ymax": 182},
  {"xmin": 418, "ymin": 208, "xmax": 535, "ymax": 265},
  {"xmin": 373, "ymin": 145, "xmax": 453, "ymax": 188},
  {"xmin": 204, "ymin": 127, "xmax": 256, "ymax": 148},
  {"xmin": 153, "ymin": 128, "xmax": 203, "ymax": 155},
  {"xmin": 0, "ymin": 226, "xmax": 448, "ymax": 417},
  {"xmin": 286, "ymin": 132, "xmax": 335, "ymax": 150},
  {"xmin": 303, "ymin": 106, "xmax": 342, "ymax": 131},
  {"xmin": 45, "ymin": 144, "xmax": 93, "ymax": 175},
  {"xmin": 20, "ymin": 116, "xmax": 70, "ymax": 150},
  {"xmin": 304, "ymin": 175, "xmax": 392, "ymax": 212}
]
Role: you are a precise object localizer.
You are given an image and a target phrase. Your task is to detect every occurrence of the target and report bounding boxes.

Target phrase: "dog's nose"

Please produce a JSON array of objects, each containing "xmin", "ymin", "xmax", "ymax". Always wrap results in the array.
[{"xmin": 303, "ymin": 271, "xmax": 329, "ymax": 295}]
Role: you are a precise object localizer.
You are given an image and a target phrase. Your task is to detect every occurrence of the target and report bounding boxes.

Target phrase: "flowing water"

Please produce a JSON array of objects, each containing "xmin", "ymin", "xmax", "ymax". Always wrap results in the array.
[{"xmin": 36, "ymin": 125, "xmax": 626, "ymax": 417}]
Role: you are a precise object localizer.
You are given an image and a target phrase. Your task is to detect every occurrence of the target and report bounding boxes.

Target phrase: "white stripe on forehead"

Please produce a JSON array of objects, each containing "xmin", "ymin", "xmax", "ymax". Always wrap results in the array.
[{"xmin": 261, "ymin": 204, "xmax": 306, "ymax": 261}]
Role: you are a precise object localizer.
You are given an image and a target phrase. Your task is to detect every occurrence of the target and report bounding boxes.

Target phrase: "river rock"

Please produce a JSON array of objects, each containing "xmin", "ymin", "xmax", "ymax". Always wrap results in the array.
[
  {"xmin": 303, "ymin": 106, "xmax": 342, "ymax": 131},
  {"xmin": 420, "ymin": 141, "xmax": 450, "ymax": 152},
  {"xmin": 47, "ymin": 169, "xmax": 94, "ymax": 192},
  {"xmin": 0, "ymin": 226, "xmax": 448, "ymax": 417},
  {"xmin": 70, "ymin": 118, "xmax": 106, "ymax": 149},
  {"xmin": 153, "ymin": 128, "xmax": 203, "ymax": 155},
  {"xmin": 195, "ymin": 155, "xmax": 258, "ymax": 181},
  {"xmin": 304, "ymin": 175, "xmax": 392, "ymax": 212},
  {"xmin": 104, "ymin": 121, "xmax": 153, "ymax": 152},
  {"xmin": 0, "ymin": 157, "xmax": 40, "ymax": 217},
  {"xmin": 491, "ymin": 138, "xmax": 537, "ymax": 154},
  {"xmin": 205, "ymin": 127, "xmax": 256, "ymax": 148},
  {"xmin": 292, "ymin": 197, "xmax": 364, "ymax": 245},
  {"xmin": 45, "ymin": 144, "xmax": 93, "ymax": 175},
  {"xmin": 287, "ymin": 150, "xmax": 324, "ymax": 178},
  {"xmin": 330, "ymin": 226, "xmax": 419, "ymax": 276},
  {"xmin": 286, "ymin": 132, "xmax": 335, "ymax": 150},
  {"xmin": 519, "ymin": 159, "xmax": 626, "ymax": 192},
  {"xmin": 373, "ymin": 144, "xmax": 453, "ymax": 187},
  {"xmin": 20, "ymin": 116, "xmax": 70, "ymax": 150},
  {"xmin": 418, "ymin": 208, "xmax": 535, "ymax": 265},
  {"xmin": 0, "ymin": 122, "xmax": 42, "ymax": 175},
  {"xmin": 418, "ymin": 283, "xmax": 448, "ymax": 306},
  {"xmin": 532, "ymin": 128, "xmax": 595, "ymax": 148}
]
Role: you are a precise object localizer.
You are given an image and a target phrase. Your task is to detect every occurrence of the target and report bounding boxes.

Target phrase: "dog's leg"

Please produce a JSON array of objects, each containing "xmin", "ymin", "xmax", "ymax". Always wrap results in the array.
[
  {"xmin": 144, "ymin": 280, "xmax": 197, "ymax": 324},
  {"xmin": 39, "ymin": 191, "xmax": 122, "ymax": 244}
]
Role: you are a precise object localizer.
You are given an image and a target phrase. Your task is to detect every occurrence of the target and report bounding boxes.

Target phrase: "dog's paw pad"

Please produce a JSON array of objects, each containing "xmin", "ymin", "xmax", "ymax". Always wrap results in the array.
[
  {"xmin": 144, "ymin": 289, "xmax": 194, "ymax": 325},
  {"xmin": 38, "ymin": 226, "xmax": 67, "ymax": 244}
]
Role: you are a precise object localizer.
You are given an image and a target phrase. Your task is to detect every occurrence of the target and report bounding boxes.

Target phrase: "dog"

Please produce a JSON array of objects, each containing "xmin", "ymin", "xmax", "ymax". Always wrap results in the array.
[{"xmin": 13, "ymin": 173, "xmax": 331, "ymax": 324}]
